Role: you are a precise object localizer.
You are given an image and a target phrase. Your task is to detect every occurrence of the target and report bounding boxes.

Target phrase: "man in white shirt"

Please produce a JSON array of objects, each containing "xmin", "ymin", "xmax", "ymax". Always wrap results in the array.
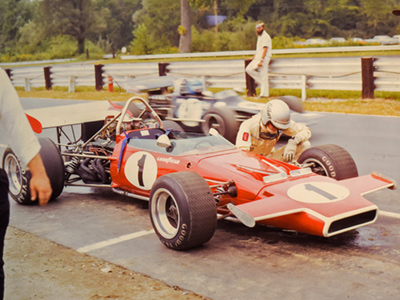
[
  {"xmin": 0, "ymin": 68, "xmax": 52, "ymax": 299},
  {"xmin": 245, "ymin": 22, "xmax": 272, "ymax": 98}
]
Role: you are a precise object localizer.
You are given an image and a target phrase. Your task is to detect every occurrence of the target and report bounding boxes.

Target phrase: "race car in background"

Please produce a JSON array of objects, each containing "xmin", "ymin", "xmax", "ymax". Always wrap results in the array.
[
  {"xmin": 3, "ymin": 97, "xmax": 396, "ymax": 251},
  {"xmin": 118, "ymin": 76, "xmax": 309, "ymax": 143}
]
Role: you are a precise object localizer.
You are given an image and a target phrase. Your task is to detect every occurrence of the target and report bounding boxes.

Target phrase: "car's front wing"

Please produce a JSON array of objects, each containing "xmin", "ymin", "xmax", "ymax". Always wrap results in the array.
[{"xmin": 228, "ymin": 172, "xmax": 396, "ymax": 237}]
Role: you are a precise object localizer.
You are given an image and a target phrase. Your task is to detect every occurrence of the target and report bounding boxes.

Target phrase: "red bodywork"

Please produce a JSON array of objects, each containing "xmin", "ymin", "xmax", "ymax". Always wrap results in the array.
[
  {"xmin": 26, "ymin": 97, "xmax": 395, "ymax": 237},
  {"xmin": 108, "ymin": 127, "xmax": 395, "ymax": 237}
]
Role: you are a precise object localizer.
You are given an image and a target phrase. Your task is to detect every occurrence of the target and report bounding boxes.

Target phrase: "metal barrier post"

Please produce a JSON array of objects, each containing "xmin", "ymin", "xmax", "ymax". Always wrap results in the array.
[
  {"xmin": 158, "ymin": 62, "xmax": 169, "ymax": 76},
  {"xmin": 244, "ymin": 59, "xmax": 256, "ymax": 97},
  {"xmin": 44, "ymin": 66, "xmax": 52, "ymax": 90},
  {"xmin": 95, "ymin": 64, "xmax": 104, "ymax": 91},
  {"xmin": 361, "ymin": 57, "xmax": 375, "ymax": 99},
  {"xmin": 158, "ymin": 62, "xmax": 170, "ymax": 93}
]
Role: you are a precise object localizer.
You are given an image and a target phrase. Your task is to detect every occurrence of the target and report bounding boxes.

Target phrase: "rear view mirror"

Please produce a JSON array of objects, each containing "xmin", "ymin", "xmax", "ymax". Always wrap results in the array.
[
  {"xmin": 157, "ymin": 134, "xmax": 172, "ymax": 148},
  {"xmin": 209, "ymin": 128, "xmax": 220, "ymax": 136}
]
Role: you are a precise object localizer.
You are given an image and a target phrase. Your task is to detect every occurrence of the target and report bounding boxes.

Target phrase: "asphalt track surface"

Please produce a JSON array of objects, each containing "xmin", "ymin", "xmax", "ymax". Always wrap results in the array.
[{"xmin": 2, "ymin": 98, "xmax": 400, "ymax": 299}]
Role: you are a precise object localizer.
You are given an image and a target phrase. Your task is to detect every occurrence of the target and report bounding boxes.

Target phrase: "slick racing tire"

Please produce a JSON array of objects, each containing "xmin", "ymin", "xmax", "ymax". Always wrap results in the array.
[
  {"xmin": 149, "ymin": 171, "xmax": 217, "ymax": 250},
  {"xmin": 201, "ymin": 107, "xmax": 239, "ymax": 144},
  {"xmin": 2, "ymin": 137, "xmax": 65, "ymax": 205},
  {"xmin": 298, "ymin": 144, "xmax": 358, "ymax": 180},
  {"xmin": 162, "ymin": 120, "xmax": 185, "ymax": 132},
  {"xmin": 162, "ymin": 120, "xmax": 186, "ymax": 138},
  {"xmin": 275, "ymin": 95, "xmax": 303, "ymax": 113}
]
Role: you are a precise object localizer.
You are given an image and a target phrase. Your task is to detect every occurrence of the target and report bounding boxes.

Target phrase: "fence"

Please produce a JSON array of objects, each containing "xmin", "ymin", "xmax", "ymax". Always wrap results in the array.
[{"xmin": 5, "ymin": 55, "xmax": 400, "ymax": 100}]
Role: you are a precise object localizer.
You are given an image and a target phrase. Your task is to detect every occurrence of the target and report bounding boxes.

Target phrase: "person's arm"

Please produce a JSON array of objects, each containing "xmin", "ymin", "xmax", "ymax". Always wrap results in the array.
[
  {"xmin": 1, "ymin": 69, "xmax": 52, "ymax": 205},
  {"xmin": 289, "ymin": 122, "xmax": 312, "ymax": 144},
  {"xmin": 235, "ymin": 118, "xmax": 254, "ymax": 151},
  {"xmin": 27, "ymin": 153, "xmax": 52, "ymax": 206},
  {"xmin": 282, "ymin": 121, "xmax": 312, "ymax": 162},
  {"xmin": 258, "ymin": 47, "xmax": 268, "ymax": 67}
]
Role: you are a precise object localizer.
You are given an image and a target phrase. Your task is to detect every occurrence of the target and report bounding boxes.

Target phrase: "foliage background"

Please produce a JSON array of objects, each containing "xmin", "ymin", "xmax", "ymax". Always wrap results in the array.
[{"xmin": 1, "ymin": 0, "xmax": 400, "ymax": 62}]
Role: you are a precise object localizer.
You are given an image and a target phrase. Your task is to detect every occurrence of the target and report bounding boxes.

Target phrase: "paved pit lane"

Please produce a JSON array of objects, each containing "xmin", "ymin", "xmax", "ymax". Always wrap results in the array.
[
  {"xmin": 2, "ymin": 98, "xmax": 400, "ymax": 299},
  {"xmin": 8, "ymin": 187, "xmax": 400, "ymax": 300}
]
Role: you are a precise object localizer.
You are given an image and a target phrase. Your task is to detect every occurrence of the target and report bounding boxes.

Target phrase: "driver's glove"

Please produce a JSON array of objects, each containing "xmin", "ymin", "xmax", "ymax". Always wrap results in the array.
[{"xmin": 283, "ymin": 139, "xmax": 297, "ymax": 162}]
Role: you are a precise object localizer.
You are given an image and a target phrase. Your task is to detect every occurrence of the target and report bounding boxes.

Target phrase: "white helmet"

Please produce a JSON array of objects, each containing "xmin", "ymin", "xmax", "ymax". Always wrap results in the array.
[{"xmin": 261, "ymin": 100, "xmax": 291, "ymax": 130}]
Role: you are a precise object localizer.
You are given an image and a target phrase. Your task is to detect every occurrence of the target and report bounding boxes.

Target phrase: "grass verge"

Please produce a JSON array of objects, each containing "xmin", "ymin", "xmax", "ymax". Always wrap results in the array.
[{"xmin": 17, "ymin": 86, "xmax": 400, "ymax": 117}]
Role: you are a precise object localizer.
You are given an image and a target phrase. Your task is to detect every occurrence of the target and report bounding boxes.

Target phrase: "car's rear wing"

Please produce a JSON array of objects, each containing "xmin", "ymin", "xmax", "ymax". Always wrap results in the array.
[{"xmin": 25, "ymin": 100, "xmax": 123, "ymax": 131}]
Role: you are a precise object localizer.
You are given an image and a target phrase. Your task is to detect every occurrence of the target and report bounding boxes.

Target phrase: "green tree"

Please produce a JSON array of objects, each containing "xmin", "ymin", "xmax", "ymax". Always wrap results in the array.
[
  {"xmin": 130, "ymin": 23, "xmax": 155, "ymax": 54},
  {"xmin": 360, "ymin": 0, "xmax": 400, "ymax": 36},
  {"xmin": 94, "ymin": 0, "xmax": 141, "ymax": 53},
  {"xmin": 187, "ymin": 0, "xmax": 257, "ymax": 52},
  {"xmin": 0, "ymin": 0, "xmax": 35, "ymax": 52},
  {"xmin": 16, "ymin": 20, "xmax": 48, "ymax": 54},
  {"xmin": 132, "ymin": 0, "xmax": 180, "ymax": 52},
  {"xmin": 37, "ymin": 0, "xmax": 107, "ymax": 54}
]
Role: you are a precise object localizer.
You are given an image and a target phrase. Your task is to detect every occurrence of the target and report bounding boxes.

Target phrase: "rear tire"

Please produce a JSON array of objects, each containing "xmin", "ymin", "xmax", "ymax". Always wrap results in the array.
[
  {"xmin": 276, "ymin": 95, "xmax": 303, "ymax": 113},
  {"xmin": 162, "ymin": 120, "xmax": 185, "ymax": 132},
  {"xmin": 298, "ymin": 144, "xmax": 358, "ymax": 180},
  {"xmin": 202, "ymin": 107, "xmax": 239, "ymax": 143},
  {"xmin": 150, "ymin": 172, "xmax": 216, "ymax": 250},
  {"xmin": 2, "ymin": 137, "xmax": 65, "ymax": 205}
]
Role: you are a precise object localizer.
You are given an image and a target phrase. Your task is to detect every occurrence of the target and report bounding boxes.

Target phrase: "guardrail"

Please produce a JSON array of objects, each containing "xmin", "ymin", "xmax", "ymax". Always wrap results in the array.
[
  {"xmin": 119, "ymin": 45, "xmax": 400, "ymax": 60},
  {"xmin": 5, "ymin": 53, "xmax": 400, "ymax": 99}
]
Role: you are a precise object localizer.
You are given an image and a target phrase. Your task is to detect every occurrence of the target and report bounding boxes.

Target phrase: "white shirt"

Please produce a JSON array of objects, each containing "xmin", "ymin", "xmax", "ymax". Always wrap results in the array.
[
  {"xmin": 0, "ymin": 68, "xmax": 40, "ymax": 167},
  {"xmin": 255, "ymin": 30, "xmax": 272, "ymax": 60}
]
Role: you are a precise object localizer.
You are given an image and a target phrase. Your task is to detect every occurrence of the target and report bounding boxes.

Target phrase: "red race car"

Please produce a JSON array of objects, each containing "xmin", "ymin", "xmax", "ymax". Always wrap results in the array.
[{"xmin": 3, "ymin": 97, "xmax": 396, "ymax": 250}]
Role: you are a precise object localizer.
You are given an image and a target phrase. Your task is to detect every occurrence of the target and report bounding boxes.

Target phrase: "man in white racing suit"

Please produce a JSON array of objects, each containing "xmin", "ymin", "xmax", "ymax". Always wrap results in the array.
[{"xmin": 236, "ymin": 99, "xmax": 311, "ymax": 162}]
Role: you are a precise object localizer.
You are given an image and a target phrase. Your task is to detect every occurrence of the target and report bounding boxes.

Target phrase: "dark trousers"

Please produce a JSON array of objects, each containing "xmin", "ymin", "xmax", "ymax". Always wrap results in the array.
[{"xmin": 0, "ymin": 169, "xmax": 9, "ymax": 300}]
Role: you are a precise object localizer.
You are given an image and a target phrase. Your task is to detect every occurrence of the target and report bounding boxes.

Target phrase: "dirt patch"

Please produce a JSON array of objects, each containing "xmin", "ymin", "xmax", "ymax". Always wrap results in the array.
[{"xmin": 4, "ymin": 226, "xmax": 208, "ymax": 300}]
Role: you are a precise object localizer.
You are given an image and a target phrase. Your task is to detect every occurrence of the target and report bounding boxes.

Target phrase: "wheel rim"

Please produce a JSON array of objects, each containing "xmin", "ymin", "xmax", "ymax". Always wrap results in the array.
[
  {"xmin": 151, "ymin": 188, "xmax": 180, "ymax": 239},
  {"xmin": 302, "ymin": 158, "xmax": 328, "ymax": 176},
  {"xmin": 4, "ymin": 153, "xmax": 23, "ymax": 196}
]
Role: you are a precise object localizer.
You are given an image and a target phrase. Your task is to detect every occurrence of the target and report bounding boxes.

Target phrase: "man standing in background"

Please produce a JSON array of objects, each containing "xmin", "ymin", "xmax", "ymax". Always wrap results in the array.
[{"xmin": 245, "ymin": 22, "xmax": 272, "ymax": 98}]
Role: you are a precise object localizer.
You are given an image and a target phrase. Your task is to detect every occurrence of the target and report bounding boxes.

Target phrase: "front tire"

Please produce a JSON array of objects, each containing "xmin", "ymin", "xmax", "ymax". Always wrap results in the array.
[
  {"xmin": 298, "ymin": 144, "xmax": 358, "ymax": 180},
  {"xmin": 2, "ymin": 137, "xmax": 65, "ymax": 205},
  {"xmin": 149, "ymin": 172, "xmax": 216, "ymax": 250}
]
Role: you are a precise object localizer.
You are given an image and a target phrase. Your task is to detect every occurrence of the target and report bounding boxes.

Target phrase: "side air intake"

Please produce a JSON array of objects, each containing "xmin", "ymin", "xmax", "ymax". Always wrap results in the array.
[{"xmin": 328, "ymin": 210, "xmax": 377, "ymax": 234}]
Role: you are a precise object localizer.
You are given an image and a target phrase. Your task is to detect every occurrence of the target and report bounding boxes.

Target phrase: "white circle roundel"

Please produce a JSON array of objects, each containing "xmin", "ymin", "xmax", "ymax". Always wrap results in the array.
[
  {"xmin": 287, "ymin": 182, "xmax": 350, "ymax": 203},
  {"xmin": 124, "ymin": 151, "xmax": 157, "ymax": 190}
]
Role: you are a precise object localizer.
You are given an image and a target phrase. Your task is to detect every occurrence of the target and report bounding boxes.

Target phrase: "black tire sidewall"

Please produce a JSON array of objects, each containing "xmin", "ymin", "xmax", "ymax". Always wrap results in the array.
[
  {"xmin": 150, "ymin": 176, "xmax": 192, "ymax": 249},
  {"xmin": 201, "ymin": 107, "xmax": 239, "ymax": 143},
  {"xmin": 150, "ymin": 172, "xmax": 216, "ymax": 250},
  {"xmin": 162, "ymin": 120, "xmax": 185, "ymax": 132},
  {"xmin": 2, "ymin": 148, "xmax": 32, "ymax": 205},
  {"xmin": 2, "ymin": 138, "xmax": 65, "ymax": 205},
  {"xmin": 298, "ymin": 144, "xmax": 358, "ymax": 180},
  {"xmin": 37, "ymin": 137, "xmax": 65, "ymax": 199}
]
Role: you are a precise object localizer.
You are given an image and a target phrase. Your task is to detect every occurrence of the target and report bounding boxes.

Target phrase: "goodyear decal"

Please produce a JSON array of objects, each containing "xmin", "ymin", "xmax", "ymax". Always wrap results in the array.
[{"xmin": 157, "ymin": 157, "xmax": 181, "ymax": 165}]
